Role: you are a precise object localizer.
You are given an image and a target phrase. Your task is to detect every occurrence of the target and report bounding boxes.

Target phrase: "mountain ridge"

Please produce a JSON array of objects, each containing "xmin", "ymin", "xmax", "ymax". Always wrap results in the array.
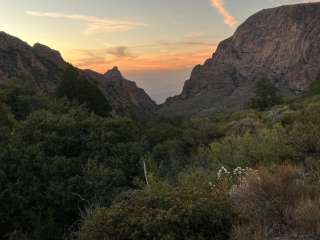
[
  {"xmin": 159, "ymin": 2, "xmax": 320, "ymax": 116},
  {"xmin": 0, "ymin": 31, "xmax": 156, "ymax": 115}
]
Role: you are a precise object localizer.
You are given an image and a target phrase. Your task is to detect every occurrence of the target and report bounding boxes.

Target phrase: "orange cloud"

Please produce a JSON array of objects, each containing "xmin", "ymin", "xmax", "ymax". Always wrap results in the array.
[
  {"xmin": 72, "ymin": 47, "xmax": 216, "ymax": 74},
  {"xmin": 69, "ymin": 38, "xmax": 218, "ymax": 73}
]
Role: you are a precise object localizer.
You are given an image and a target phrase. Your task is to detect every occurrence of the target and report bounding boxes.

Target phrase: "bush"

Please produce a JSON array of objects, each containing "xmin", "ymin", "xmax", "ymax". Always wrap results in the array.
[
  {"xmin": 149, "ymin": 139, "xmax": 190, "ymax": 180},
  {"xmin": 249, "ymin": 78, "xmax": 282, "ymax": 111},
  {"xmin": 231, "ymin": 164, "xmax": 320, "ymax": 237},
  {"xmin": 78, "ymin": 183, "xmax": 236, "ymax": 240},
  {"xmin": 231, "ymin": 224, "xmax": 268, "ymax": 240},
  {"xmin": 0, "ymin": 101, "xmax": 16, "ymax": 143},
  {"xmin": 56, "ymin": 67, "xmax": 112, "ymax": 117},
  {"xmin": 0, "ymin": 104, "xmax": 144, "ymax": 240},
  {"xmin": 309, "ymin": 79, "xmax": 320, "ymax": 95},
  {"xmin": 291, "ymin": 197, "xmax": 320, "ymax": 235},
  {"xmin": 0, "ymin": 79, "xmax": 48, "ymax": 120},
  {"xmin": 207, "ymin": 126, "xmax": 294, "ymax": 169},
  {"xmin": 289, "ymin": 101, "xmax": 320, "ymax": 158},
  {"xmin": 226, "ymin": 117, "xmax": 264, "ymax": 136}
]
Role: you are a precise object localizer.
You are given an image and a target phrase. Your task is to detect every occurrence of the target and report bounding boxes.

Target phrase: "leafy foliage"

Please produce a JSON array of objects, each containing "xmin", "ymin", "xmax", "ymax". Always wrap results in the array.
[
  {"xmin": 1, "ymin": 76, "xmax": 320, "ymax": 240},
  {"xmin": 0, "ymin": 110, "xmax": 145, "ymax": 239},
  {"xmin": 206, "ymin": 126, "xmax": 294, "ymax": 169},
  {"xmin": 249, "ymin": 78, "xmax": 282, "ymax": 111},
  {"xmin": 0, "ymin": 82, "xmax": 143, "ymax": 240},
  {"xmin": 56, "ymin": 67, "xmax": 112, "ymax": 117},
  {"xmin": 289, "ymin": 99, "xmax": 320, "ymax": 158},
  {"xmin": 79, "ymin": 183, "xmax": 236, "ymax": 240},
  {"xmin": 309, "ymin": 78, "xmax": 320, "ymax": 95},
  {"xmin": 0, "ymin": 79, "xmax": 49, "ymax": 120}
]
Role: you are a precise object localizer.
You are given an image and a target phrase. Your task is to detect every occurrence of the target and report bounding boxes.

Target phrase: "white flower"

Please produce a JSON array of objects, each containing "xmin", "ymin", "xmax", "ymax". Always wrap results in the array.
[{"xmin": 217, "ymin": 166, "xmax": 230, "ymax": 179}]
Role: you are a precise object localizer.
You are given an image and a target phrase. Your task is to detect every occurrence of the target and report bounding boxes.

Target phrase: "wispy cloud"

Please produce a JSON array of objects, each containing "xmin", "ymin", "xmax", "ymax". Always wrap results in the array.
[
  {"xmin": 73, "ymin": 46, "xmax": 135, "ymax": 68},
  {"xmin": 106, "ymin": 46, "xmax": 134, "ymax": 58},
  {"xmin": 188, "ymin": 32, "xmax": 208, "ymax": 38},
  {"xmin": 209, "ymin": 0, "xmax": 238, "ymax": 28},
  {"xmin": 26, "ymin": 11, "xmax": 146, "ymax": 34},
  {"xmin": 157, "ymin": 40, "xmax": 214, "ymax": 48}
]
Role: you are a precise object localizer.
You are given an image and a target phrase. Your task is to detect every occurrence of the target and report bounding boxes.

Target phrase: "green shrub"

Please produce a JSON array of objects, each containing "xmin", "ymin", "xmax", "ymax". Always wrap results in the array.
[
  {"xmin": 226, "ymin": 117, "xmax": 264, "ymax": 136},
  {"xmin": 207, "ymin": 126, "xmax": 294, "ymax": 169},
  {"xmin": 56, "ymin": 67, "xmax": 112, "ymax": 117},
  {"xmin": 0, "ymin": 101, "xmax": 16, "ymax": 142},
  {"xmin": 249, "ymin": 78, "xmax": 282, "ymax": 111},
  {"xmin": 0, "ymin": 79, "xmax": 48, "ymax": 120},
  {"xmin": 309, "ymin": 79, "xmax": 320, "ymax": 95},
  {"xmin": 289, "ymin": 101, "xmax": 320, "ymax": 158},
  {"xmin": 0, "ymin": 105, "xmax": 144, "ymax": 240},
  {"xmin": 78, "ymin": 183, "xmax": 236, "ymax": 240}
]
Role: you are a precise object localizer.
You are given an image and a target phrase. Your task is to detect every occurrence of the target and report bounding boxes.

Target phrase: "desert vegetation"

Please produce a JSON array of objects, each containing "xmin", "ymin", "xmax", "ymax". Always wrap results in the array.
[
  {"xmin": 0, "ymin": 77, "xmax": 320, "ymax": 240},
  {"xmin": 0, "ymin": 1, "xmax": 320, "ymax": 239}
]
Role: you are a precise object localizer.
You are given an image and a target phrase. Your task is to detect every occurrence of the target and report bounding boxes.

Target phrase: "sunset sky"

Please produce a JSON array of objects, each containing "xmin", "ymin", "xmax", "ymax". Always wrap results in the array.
[{"xmin": 0, "ymin": 0, "xmax": 317, "ymax": 102}]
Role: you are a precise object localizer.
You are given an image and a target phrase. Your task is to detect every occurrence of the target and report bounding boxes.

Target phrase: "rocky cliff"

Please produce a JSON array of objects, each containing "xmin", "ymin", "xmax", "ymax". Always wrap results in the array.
[
  {"xmin": 160, "ymin": 2, "xmax": 320, "ymax": 116},
  {"xmin": 83, "ymin": 67, "xmax": 156, "ymax": 114},
  {"xmin": 0, "ymin": 32, "xmax": 69, "ymax": 91},
  {"xmin": 0, "ymin": 32, "xmax": 156, "ymax": 114}
]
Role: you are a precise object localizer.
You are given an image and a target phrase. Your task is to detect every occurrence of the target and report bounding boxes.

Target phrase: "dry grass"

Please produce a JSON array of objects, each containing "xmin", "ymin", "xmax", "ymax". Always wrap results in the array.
[
  {"xmin": 231, "ymin": 164, "xmax": 320, "ymax": 237},
  {"xmin": 231, "ymin": 224, "xmax": 268, "ymax": 240},
  {"xmin": 290, "ymin": 197, "xmax": 320, "ymax": 235}
]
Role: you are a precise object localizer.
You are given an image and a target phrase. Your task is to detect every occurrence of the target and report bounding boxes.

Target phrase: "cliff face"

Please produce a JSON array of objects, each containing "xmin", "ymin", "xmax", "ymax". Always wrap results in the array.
[
  {"xmin": 160, "ymin": 3, "xmax": 320, "ymax": 116},
  {"xmin": 0, "ymin": 32, "xmax": 68, "ymax": 91},
  {"xmin": 0, "ymin": 32, "xmax": 156, "ymax": 115}
]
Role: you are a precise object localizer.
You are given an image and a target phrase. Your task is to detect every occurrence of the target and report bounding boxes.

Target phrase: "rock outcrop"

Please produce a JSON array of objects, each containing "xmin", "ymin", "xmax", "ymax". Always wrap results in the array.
[
  {"xmin": 0, "ymin": 31, "xmax": 68, "ymax": 91},
  {"xmin": 160, "ymin": 3, "xmax": 320, "ymax": 116},
  {"xmin": 83, "ymin": 67, "xmax": 157, "ymax": 114},
  {"xmin": 0, "ymin": 31, "xmax": 156, "ymax": 115}
]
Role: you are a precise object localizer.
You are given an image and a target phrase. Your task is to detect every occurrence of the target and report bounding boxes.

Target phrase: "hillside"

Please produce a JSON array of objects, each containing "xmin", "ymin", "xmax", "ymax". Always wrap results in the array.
[
  {"xmin": 159, "ymin": 2, "xmax": 320, "ymax": 116},
  {"xmin": 2, "ymin": 76, "xmax": 319, "ymax": 239},
  {"xmin": 0, "ymin": 32, "xmax": 156, "ymax": 115}
]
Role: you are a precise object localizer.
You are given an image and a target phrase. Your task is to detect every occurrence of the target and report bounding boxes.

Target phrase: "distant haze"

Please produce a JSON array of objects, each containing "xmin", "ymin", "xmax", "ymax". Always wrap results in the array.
[{"xmin": 127, "ymin": 69, "xmax": 192, "ymax": 103}]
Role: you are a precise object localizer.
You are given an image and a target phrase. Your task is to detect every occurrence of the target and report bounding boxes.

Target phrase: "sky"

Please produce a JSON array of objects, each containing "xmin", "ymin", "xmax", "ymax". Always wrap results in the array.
[{"xmin": 0, "ymin": 0, "xmax": 318, "ymax": 103}]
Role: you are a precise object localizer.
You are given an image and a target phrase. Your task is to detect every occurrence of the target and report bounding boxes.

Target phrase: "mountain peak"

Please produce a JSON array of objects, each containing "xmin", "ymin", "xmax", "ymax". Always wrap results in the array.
[
  {"xmin": 104, "ymin": 66, "xmax": 123, "ymax": 79},
  {"xmin": 83, "ymin": 67, "xmax": 157, "ymax": 113}
]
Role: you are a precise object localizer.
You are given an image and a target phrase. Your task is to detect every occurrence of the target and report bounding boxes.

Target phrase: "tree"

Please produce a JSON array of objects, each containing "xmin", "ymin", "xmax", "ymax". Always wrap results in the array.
[
  {"xmin": 0, "ymin": 102, "xmax": 143, "ymax": 240},
  {"xmin": 56, "ymin": 67, "xmax": 112, "ymax": 117},
  {"xmin": 249, "ymin": 78, "xmax": 282, "ymax": 111},
  {"xmin": 309, "ymin": 79, "xmax": 320, "ymax": 95},
  {"xmin": 0, "ymin": 79, "xmax": 47, "ymax": 120}
]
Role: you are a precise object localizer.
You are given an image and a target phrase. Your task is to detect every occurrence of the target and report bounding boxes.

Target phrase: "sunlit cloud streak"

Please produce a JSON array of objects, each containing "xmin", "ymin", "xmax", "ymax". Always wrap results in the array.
[
  {"xmin": 157, "ymin": 40, "xmax": 214, "ymax": 48},
  {"xmin": 209, "ymin": 0, "xmax": 238, "ymax": 27}
]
